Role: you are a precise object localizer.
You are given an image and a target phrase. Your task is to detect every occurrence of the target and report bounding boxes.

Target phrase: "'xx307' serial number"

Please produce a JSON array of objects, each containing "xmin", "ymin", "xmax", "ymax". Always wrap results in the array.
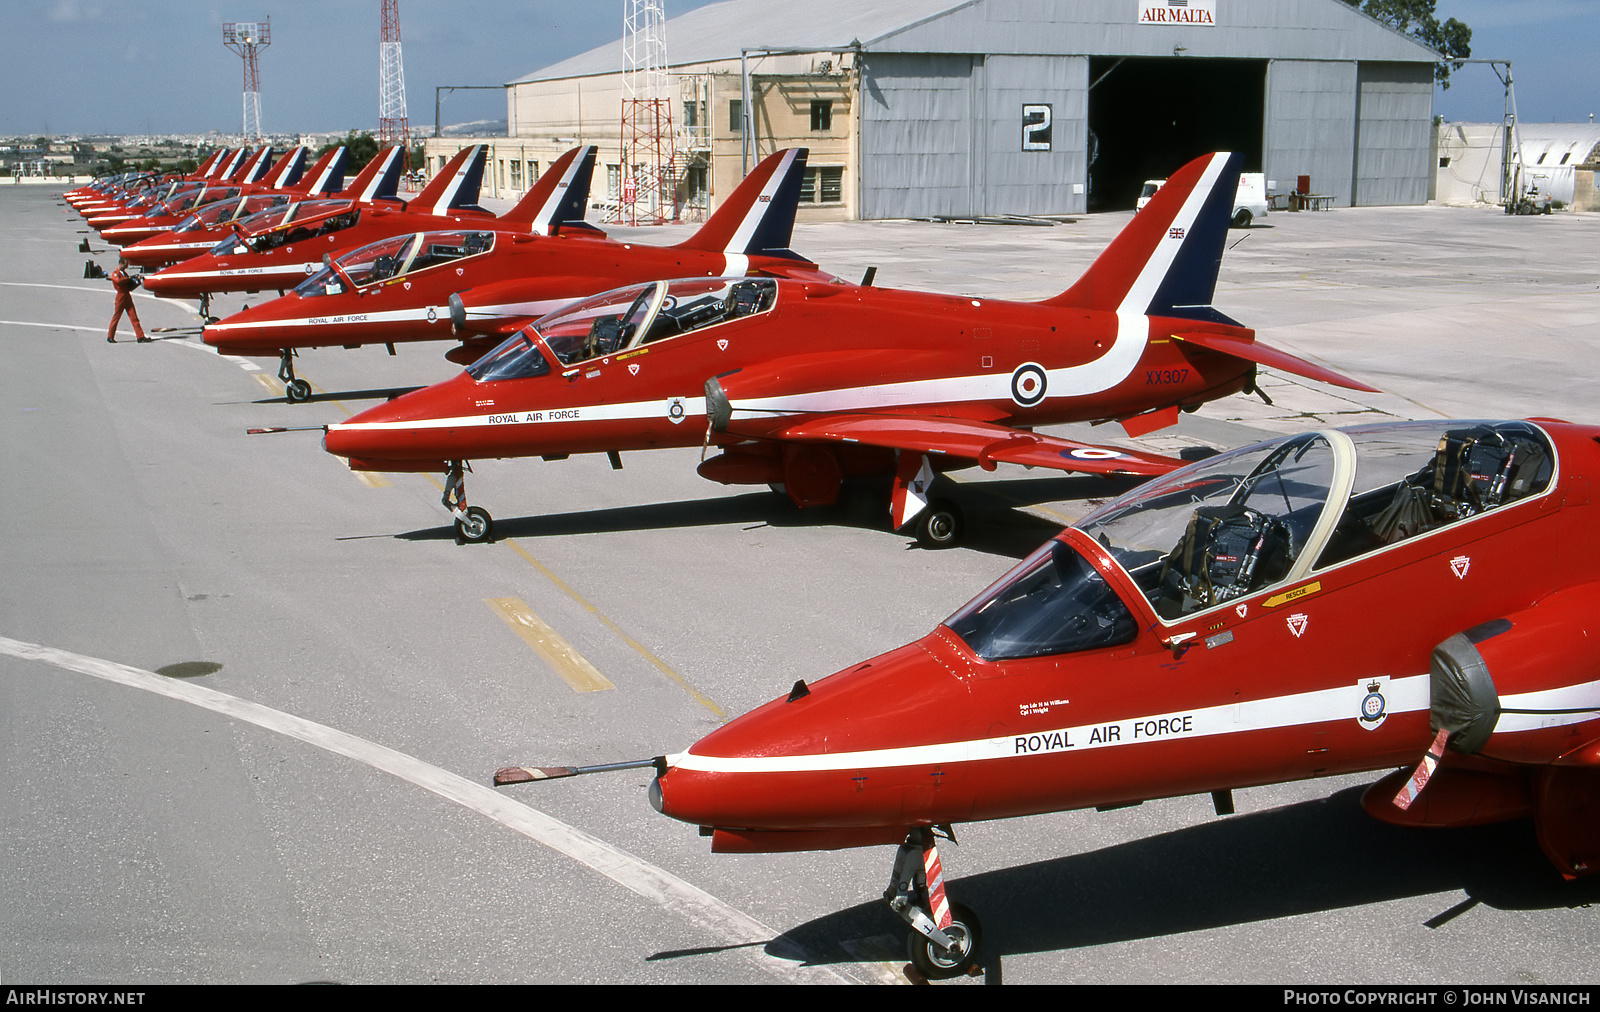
[{"xmin": 1146, "ymin": 368, "xmax": 1190, "ymax": 385}]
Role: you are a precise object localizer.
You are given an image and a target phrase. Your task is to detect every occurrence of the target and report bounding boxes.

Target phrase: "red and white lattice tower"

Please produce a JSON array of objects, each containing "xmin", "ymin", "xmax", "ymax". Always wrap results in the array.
[
  {"xmin": 618, "ymin": 0, "xmax": 675, "ymax": 224},
  {"xmin": 378, "ymin": 0, "xmax": 410, "ymax": 156},
  {"xmin": 222, "ymin": 19, "xmax": 271, "ymax": 141}
]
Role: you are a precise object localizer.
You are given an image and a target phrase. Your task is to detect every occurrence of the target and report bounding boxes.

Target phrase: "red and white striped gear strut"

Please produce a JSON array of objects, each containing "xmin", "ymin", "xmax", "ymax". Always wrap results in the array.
[
  {"xmin": 1393, "ymin": 728, "xmax": 1450, "ymax": 810},
  {"xmin": 922, "ymin": 831, "xmax": 952, "ymax": 931}
]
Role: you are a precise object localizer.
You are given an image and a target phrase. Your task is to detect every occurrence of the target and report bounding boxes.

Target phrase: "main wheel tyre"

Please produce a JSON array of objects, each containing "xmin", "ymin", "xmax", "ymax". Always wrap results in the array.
[
  {"xmin": 454, "ymin": 506, "xmax": 493, "ymax": 544},
  {"xmin": 286, "ymin": 378, "xmax": 313, "ymax": 403},
  {"xmin": 915, "ymin": 500, "xmax": 964, "ymax": 549},
  {"xmin": 1231, "ymin": 208, "xmax": 1253, "ymax": 228},
  {"xmin": 906, "ymin": 902, "xmax": 983, "ymax": 980}
]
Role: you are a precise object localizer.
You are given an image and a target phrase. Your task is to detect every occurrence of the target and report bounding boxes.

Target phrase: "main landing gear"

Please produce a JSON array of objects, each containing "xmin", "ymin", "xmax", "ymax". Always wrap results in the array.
[
  {"xmin": 913, "ymin": 500, "xmax": 965, "ymax": 549},
  {"xmin": 886, "ymin": 827, "xmax": 985, "ymax": 980},
  {"xmin": 444, "ymin": 461, "xmax": 494, "ymax": 544},
  {"xmin": 277, "ymin": 348, "xmax": 313, "ymax": 403},
  {"xmin": 893, "ymin": 452, "xmax": 966, "ymax": 549}
]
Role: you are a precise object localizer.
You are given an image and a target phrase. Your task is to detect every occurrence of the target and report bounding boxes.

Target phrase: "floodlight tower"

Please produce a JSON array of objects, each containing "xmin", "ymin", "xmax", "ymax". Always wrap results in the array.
[
  {"xmin": 222, "ymin": 18, "xmax": 271, "ymax": 141},
  {"xmin": 378, "ymin": 0, "xmax": 410, "ymax": 158},
  {"xmin": 619, "ymin": 0, "xmax": 675, "ymax": 225}
]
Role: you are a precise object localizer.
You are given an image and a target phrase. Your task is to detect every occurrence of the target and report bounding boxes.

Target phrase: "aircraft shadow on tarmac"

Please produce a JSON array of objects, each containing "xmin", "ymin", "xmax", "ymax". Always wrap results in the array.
[
  {"xmin": 391, "ymin": 472, "xmax": 1148, "ymax": 559},
  {"xmin": 252, "ymin": 386, "xmax": 424, "ymax": 405},
  {"xmin": 766, "ymin": 785, "xmax": 1600, "ymax": 971}
]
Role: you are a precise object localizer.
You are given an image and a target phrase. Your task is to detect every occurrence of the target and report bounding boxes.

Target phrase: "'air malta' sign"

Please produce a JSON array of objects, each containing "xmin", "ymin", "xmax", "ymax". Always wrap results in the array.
[{"xmin": 1140, "ymin": 0, "xmax": 1217, "ymax": 25}]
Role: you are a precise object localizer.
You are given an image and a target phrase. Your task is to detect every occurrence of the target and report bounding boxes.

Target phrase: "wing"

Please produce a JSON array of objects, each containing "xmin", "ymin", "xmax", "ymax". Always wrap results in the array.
[{"xmin": 771, "ymin": 412, "xmax": 1183, "ymax": 477}]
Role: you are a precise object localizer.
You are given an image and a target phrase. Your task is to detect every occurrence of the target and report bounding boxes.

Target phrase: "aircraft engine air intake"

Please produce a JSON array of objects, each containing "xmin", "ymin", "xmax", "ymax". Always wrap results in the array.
[
  {"xmin": 705, "ymin": 375, "xmax": 733, "ymax": 433},
  {"xmin": 1431, "ymin": 582, "xmax": 1600, "ymax": 764}
]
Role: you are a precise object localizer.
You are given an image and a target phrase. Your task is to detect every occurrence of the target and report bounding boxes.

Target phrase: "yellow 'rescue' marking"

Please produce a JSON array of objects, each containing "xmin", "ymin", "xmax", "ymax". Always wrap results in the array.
[
  {"xmin": 1264, "ymin": 582, "xmax": 1321, "ymax": 609},
  {"xmin": 485, "ymin": 596, "xmax": 615, "ymax": 692}
]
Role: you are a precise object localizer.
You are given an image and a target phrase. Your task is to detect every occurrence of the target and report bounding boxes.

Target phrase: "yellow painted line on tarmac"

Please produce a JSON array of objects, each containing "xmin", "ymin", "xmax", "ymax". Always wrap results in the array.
[
  {"xmin": 501, "ymin": 538, "xmax": 726, "ymax": 720},
  {"xmin": 484, "ymin": 596, "xmax": 615, "ymax": 692},
  {"xmin": 253, "ymin": 373, "xmax": 284, "ymax": 395},
  {"xmin": 329, "ymin": 456, "xmax": 391, "ymax": 488},
  {"xmin": 413, "ymin": 474, "xmax": 725, "ymax": 717}
]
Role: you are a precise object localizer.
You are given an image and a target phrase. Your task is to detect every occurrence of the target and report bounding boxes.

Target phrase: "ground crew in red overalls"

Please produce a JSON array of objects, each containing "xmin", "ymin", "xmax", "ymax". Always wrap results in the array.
[{"xmin": 107, "ymin": 262, "xmax": 149, "ymax": 343}]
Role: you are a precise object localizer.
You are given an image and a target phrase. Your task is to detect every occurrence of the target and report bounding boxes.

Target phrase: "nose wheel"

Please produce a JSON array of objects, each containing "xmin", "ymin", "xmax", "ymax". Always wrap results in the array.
[
  {"xmin": 277, "ymin": 349, "xmax": 312, "ymax": 403},
  {"xmin": 885, "ymin": 827, "xmax": 985, "ymax": 980},
  {"xmin": 444, "ymin": 461, "xmax": 495, "ymax": 544}
]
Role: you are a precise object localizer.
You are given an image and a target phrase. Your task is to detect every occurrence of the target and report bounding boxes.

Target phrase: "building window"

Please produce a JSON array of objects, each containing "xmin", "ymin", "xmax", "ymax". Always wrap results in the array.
[
  {"xmin": 683, "ymin": 100, "xmax": 698, "ymax": 128},
  {"xmin": 606, "ymin": 163, "xmax": 621, "ymax": 199},
  {"xmin": 684, "ymin": 164, "xmax": 709, "ymax": 209},
  {"xmin": 799, "ymin": 166, "xmax": 843, "ymax": 205},
  {"xmin": 527, "ymin": 160, "xmax": 538, "ymax": 183},
  {"xmin": 810, "ymin": 100, "xmax": 833, "ymax": 132},
  {"xmin": 509, "ymin": 159, "xmax": 522, "ymax": 190},
  {"xmin": 729, "ymin": 98, "xmax": 743, "ymax": 134}
]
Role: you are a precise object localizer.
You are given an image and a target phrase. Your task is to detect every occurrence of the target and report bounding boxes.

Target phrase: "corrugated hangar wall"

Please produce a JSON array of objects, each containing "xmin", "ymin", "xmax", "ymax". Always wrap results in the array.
[
  {"xmin": 1265, "ymin": 59, "xmax": 1358, "ymax": 206},
  {"xmin": 859, "ymin": 52, "xmax": 1088, "ymax": 220},
  {"xmin": 859, "ymin": 53, "xmax": 1433, "ymax": 218},
  {"xmin": 1353, "ymin": 62, "xmax": 1435, "ymax": 205}
]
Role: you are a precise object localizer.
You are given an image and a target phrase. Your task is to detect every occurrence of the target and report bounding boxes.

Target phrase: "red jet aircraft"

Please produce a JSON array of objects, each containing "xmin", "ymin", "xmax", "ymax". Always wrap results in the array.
[
  {"xmin": 98, "ymin": 147, "xmax": 312, "ymax": 246},
  {"xmin": 210, "ymin": 147, "xmax": 834, "ymax": 400},
  {"xmin": 67, "ymin": 149, "xmax": 235, "ymax": 213},
  {"xmin": 84, "ymin": 146, "xmax": 277, "ymax": 232},
  {"xmin": 117, "ymin": 147, "xmax": 350, "ymax": 269},
  {"xmin": 497, "ymin": 417, "xmax": 1600, "ymax": 978},
  {"xmin": 142, "ymin": 145, "xmax": 488, "ymax": 330},
  {"xmin": 322, "ymin": 151, "xmax": 1375, "ymax": 546}
]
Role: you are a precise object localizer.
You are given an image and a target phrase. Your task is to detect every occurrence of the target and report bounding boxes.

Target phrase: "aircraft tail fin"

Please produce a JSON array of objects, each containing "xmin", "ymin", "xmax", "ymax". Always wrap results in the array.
[
  {"xmin": 237, "ymin": 146, "xmax": 274, "ymax": 185},
  {"xmin": 340, "ymin": 146, "xmax": 405, "ymax": 204},
  {"xmin": 1044, "ymin": 151, "xmax": 1242, "ymax": 324},
  {"xmin": 675, "ymin": 147, "xmax": 809, "ymax": 260},
  {"xmin": 410, "ymin": 145, "xmax": 488, "ymax": 217},
  {"xmin": 193, "ymin": 150, "xmax": 222, "ymax": 179},
  {"xmin": 215, "ymin": 148, "xmax": 248, "ymax": 182},
  {"xmin": 500, "ymin": 146, "xmax": 597, "ymax": 233},
  {"xmin": 263, "ymin": 146, "xmax": 307, "ymax": 189},
  {"xmin": 294, "ymin": 147, "xmax": 347, "ymax": 196}
]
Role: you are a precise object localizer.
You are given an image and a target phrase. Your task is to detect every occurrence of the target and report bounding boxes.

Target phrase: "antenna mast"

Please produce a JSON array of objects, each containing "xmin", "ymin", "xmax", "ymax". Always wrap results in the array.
[
  {"xmin": 379, "ymin": 0, "xmax": 410, "ymax": 159},
  {"xmin": 222, "ymin": 18, "xmax": 271, "ymax": 141},
  {"xmin": 618, "ymin": 0, "xmax": 675, "ymax": 225}
]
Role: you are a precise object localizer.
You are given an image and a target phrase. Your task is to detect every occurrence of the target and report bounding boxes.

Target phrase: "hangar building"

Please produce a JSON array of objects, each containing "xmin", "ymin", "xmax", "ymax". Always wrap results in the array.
[{"xmin": 429, "ymin": 0, "xmax": 1442, "ymax": 220}]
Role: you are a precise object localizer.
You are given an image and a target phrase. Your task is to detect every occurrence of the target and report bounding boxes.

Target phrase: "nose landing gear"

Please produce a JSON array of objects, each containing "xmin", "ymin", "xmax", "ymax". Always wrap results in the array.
[
  {"xmin": 277, "ymin": 348, "xmax": 313, "ymax": 403},
  {"xmin": 885, "ymin": 827, "xmax": 985, "ymax": 980},
  {"xmin": 444, "ymin": 461, "xmax": 494, "ymax": 544}
]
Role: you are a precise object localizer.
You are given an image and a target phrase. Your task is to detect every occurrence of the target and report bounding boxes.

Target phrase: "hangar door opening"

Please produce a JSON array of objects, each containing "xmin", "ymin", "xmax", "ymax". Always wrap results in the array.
[{"xmin": 1087, "ymin": 57, "xmax": 1265, "ymax": 211}]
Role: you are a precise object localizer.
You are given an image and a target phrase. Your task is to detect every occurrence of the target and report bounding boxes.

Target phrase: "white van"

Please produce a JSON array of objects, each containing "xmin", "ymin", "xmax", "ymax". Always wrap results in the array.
[{"xmin": 1137, "ymin": 172, "xmax": 1268, "ymax": 227}]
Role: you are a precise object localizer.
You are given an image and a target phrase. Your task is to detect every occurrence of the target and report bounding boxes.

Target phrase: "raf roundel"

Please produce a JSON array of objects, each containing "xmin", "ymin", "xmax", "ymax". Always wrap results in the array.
[{"xmin": 1010, "ymin": 362, "xmax": 1048, "ymax": 407}]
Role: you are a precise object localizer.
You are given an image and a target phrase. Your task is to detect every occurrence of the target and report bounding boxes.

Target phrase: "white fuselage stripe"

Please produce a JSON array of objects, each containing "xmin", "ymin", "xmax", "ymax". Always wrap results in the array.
[
  {"xmin": 206, "ymin": 304, "xmax": 447, "ymax": 331},
  {"xmin": 670, "ymin": 672, "xmax": 1600, "ymax": 774},
  {"xmin": 156, "ymin": 263, "xmax": 318, "ymax": 282},
  {"xmin": 723, "ymin": 153, "xmax": 1233, "ymax": 422},
  {"xmin": 670, "ymin": 674, "xmax": 1434, "ymax": 774},
  {"xmin": 329, "ymin": 396, "xmax": 709, "ymax": 433}
]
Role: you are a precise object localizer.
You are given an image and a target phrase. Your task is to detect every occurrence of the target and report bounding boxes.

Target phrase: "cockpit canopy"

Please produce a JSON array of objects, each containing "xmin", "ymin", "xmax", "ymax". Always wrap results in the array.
[
  {"xmin": 294, "ymin": 229, "xmax": 496, "ymax": 296},
  {"xmin": 209, "ymin": 200, "xmax": 358, "ymax": 256},
  {"xmin": 174, "ymin": 193, "xmax": 289, "ymax": 233},
  {"xmin": 944, "ymin": 421, "xmax": 1554, "ymax": 661},
  {"xmin": 466, "ymin": 278, "xmax": 778, "ymax": 384}
]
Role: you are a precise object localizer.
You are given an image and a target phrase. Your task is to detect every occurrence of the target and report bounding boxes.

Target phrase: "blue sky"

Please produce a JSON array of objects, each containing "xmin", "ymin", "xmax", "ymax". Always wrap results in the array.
[{"xmin": 1, "ymin": 1, "xmax": 1592, "ymax": 138}]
